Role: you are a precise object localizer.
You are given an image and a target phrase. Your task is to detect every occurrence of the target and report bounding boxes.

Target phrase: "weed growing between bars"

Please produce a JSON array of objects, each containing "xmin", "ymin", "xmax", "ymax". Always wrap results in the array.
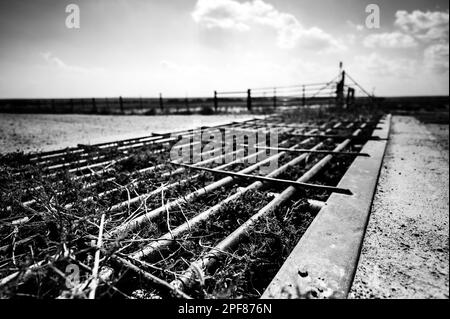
[
  {"xmin": 0, "ymin": 107, "xmax": 382, "ymax": 299},
  {"xmin": 201, "ymin": 198, "xmax": 316, "ymax": 299},
  {"xmin": 183, "ymin": 144, "xmax": 370, "ymax": 299},
  {"xmin": 111, "ymin": 189, "xmax": 275, "ymax": 299}
]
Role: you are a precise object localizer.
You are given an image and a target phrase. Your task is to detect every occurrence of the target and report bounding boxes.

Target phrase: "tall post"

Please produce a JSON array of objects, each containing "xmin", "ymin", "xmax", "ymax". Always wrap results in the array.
[
  {"xmin": 159, "ymin": 93, "xmax": 164, "ymax": 113},
  {"xmin": 346, "ymin": 87, "xmax": 355, "ymax": 108},
  {"xmin": 92, "ymin": 98, "xmax": 97, "ymax": 114},
  {"xmin": 119, "ymin": 96, "xmax": 124, "ymax": 114},
  {"xmin": 336, "ymin": 62, "xmax": 345, "ymax": 109},
  {"xmin": 346, "ymin": 88, "xmax": 351, "ymax": 108},
  {"xmin": 273, "ymin": 88, "xmax": 277, "ymax": 109},
  {"xmin": 214, "ymin": 91, "xmax": 218, "ymax": 112},
  {"xmin": 247, "ymin": 89, "xmax": 252, "ymax": 112},
  {"xmin": 302, "ymin": 85, "xmax": 306, "ymax": 106}
]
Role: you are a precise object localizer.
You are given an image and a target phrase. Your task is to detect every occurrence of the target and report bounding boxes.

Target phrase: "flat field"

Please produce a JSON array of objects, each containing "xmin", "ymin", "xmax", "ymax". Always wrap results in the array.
[{"xmin": 0, "ymin": 113, "xmax": 258, "ymax": 154}]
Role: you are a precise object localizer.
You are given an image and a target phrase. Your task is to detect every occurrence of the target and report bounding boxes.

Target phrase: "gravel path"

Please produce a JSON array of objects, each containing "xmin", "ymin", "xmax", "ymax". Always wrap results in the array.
[
  {"xmin": 0, "ymin": 113, "xmax": 258, "ymax": 154},
  {"xmin": 350, "ymin": 116, "xmax": 449, "ymax": 299}
]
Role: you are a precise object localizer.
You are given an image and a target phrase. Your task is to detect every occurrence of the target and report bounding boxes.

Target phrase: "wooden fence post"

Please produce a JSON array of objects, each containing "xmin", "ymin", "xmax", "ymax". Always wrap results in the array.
[
  {"xmin": 119, "ymin": 96, "xmax": 124, "ymax": 114},
  {"xmin": 273, "ymin": 88, "xmax": 277, "ymax": 109},
  {"xmin": 346, "ymin": 87, "xmax": 355, "ymax": 108},
  {"xmin": 159, "ymin": 93, "xmax": 164, "ymax": 113},
  {"xmin": 92, "ymin": 98, "xmax": 97, "ymax": 114},
  {"xmin": 214, "ymin": 91, "xmax": 218, "ymax": 112},
  {"xmin": 302, "ymin": 85, "xmax": 306, "ymax": 106},
  {"xmin": 336, "ymin": 69, "xmax": 346, "ymax": 108}
]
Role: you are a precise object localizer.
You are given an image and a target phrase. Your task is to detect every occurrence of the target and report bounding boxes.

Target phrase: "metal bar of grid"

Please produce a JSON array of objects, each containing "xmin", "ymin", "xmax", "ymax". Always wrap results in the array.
[
  {"xmin": 248, "ymin": 146, "xmax": 370, "ymax": 157},
  {"xmin": 171, "ymin": 162, "xmax": 352, "ymax": 195}
]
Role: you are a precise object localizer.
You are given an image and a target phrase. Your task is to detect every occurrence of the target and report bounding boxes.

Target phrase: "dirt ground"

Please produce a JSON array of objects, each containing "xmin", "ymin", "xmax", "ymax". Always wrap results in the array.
[
  {"xmin": 0, "ymin": 113, "xmax": 257, "ymax": 154},
  {"xmin": 350, "ymin": 115, "xmax": 449, "ymax": 299}
]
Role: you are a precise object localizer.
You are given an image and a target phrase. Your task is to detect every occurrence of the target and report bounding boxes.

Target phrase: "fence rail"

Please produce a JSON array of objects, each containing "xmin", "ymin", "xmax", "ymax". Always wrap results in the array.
[{"xmin": 0, "ymin": 68, "xmax": 372, "ymax": 115}]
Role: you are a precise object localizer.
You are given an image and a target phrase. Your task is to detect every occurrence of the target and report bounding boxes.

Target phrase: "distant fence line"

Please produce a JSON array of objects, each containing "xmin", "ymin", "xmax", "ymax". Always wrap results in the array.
[
  {"xmin": 0, "ymin": 97, "xmax": 217, "ymax": 115},
  {"xmin": 0, "ymin": 71, "xmax": 369, "ymax": 115},
  {"xmin": 0, "ymin": 94, "xmax": 341, "ymax": 115}
]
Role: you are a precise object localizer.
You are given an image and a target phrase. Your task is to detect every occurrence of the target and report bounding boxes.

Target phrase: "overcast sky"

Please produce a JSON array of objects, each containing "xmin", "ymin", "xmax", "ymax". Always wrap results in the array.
[{"xmin": 0, "ymin": 0, "xmax": 448, "ymax": 98}]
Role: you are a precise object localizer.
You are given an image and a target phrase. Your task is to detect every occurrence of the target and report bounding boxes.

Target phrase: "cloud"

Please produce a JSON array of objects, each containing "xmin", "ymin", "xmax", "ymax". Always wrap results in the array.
[
  {"xmin": 41, "ymin": 52, "xmax": 68, "ymax": 69},
  {"xmin": 192, "ymin": 0, "xmax": 251, "ymax": 31},
  {"xmin": 346, "ymin": 20, "xmax": 364, "ymax": 32},
  {"xmin": 424, "ymin": 44, "xmax": 449, "ymax": 73},
  {"xmin": 363, "ymin": 32, "xmax": 418, "ymax": 48},
  {"xmin": 362, "ymin": 8, "xmax": 448, "ymax": 67},
  {"xmin": 354, "ymin": 53, "xmax": 417, "ymax": 78},
  {"xmin": 191, "ymin": 0, "xmax": 344, "ymax": 51},
  {"xmin": 40, "ymin": 52, "xmax": 103, "ymax": 74},
  {"xmin": 392, "ymin": 10, "xmax": 449, "ymax": 74},
  {"xmin": 395, "ymin": 10, "xmax": 449, "ymax": 42}
]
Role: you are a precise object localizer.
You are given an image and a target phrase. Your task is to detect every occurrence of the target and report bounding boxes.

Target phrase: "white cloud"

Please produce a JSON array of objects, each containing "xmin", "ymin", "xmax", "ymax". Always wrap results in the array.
[
  {"xmin": 40, "ymin": 52, "xmax": 103, "ymax": 74},
  {"xmin": 41, "ymin": 52, "xmax": 68, "ymax": 69},
  {"xmin": 395, "ymin": 10, "xmax": 449, "ymax": 42},
  {"xmin": 392, "ymin": 10, "xmax": 449, "ymax": 74},
  {"xmin": 346, "ymin": 20, "xmax": 364, "ymax": 32},
  {"xmin": 354, "ymin": 53, "xmax": 417, "ymax": 78},
  {"xmin": 191, "ymin": 0, "xmax": 344, "ymax": 51},
  {"xmin": 363, "ymin": 32, "xmax": 418, "ymax": 48},
  {"xmin": 424, "ymin": 44, "xmax": 449, "ymax": 73},
  {"xmin": 346, "ymin": 34, "xmax": 357, "ymax": 45},
  {"xmin": 192, "ymin": 0, "xmax": 252, "ymax": 31}
]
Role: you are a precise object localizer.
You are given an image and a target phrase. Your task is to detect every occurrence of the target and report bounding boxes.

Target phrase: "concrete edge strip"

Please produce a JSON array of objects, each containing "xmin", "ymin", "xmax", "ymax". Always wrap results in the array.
[{"xmin": 262, "ymin": 114, "xmax": 392, "ymax": 299}]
